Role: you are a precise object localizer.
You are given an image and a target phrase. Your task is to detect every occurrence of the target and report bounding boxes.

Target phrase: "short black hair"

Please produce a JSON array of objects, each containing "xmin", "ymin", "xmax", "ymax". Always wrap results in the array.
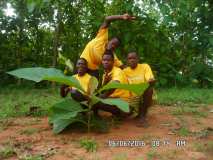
[
  {"xmin": 111, "ymin": 37, "xmax": 121, "ymax": 46},
  {"xmin": 78, "ymin": 58, "xmax": 88, "ymax": 65},
  {"xmin": 128, "ymin": 51, "xmax": 138, "ymax": 57},
  {"xmin": 103, "ymin": 50, "xmax": 114, "ymax": 60}
]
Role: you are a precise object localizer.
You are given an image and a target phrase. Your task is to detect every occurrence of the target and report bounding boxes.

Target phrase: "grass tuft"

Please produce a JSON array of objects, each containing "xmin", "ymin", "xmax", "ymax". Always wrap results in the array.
[
  {"xmin": 79, "ymin": 138, "xmax": 97, "ymax": 152},
  {"xmin": 0, "ymin": 145, "xmax": 16, "ymax": 159}
]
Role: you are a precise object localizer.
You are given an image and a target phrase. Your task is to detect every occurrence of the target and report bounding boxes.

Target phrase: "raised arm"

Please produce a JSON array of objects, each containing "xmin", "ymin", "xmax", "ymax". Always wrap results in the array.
[{"xmin": 100, "ymin": 13, "xmax": 136, "ymax": 29}]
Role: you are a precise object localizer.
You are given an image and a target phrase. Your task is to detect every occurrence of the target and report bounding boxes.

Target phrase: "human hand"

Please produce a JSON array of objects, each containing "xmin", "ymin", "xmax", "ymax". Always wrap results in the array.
[
  {"xmin": 103, "ymin": 73, "xmax": 112, "ymax": 85},
  {"xmin": 122, "ymin": 13, "xmax": 136, "ymax": 20}
]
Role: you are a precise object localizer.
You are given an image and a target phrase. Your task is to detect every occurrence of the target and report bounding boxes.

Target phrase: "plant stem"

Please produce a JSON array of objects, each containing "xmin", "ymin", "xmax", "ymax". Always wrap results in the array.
[{"xmin": 87, "ymin": 104, "xmax": 92, "ymax": 133}]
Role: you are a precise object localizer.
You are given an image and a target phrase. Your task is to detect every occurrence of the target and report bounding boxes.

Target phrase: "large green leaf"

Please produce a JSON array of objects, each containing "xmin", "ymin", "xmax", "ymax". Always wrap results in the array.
[
  {"xmin": 43, "ymin": 76, "xmax": 84, "ymax": 92},
  {"xmin": 7, "ymin": 67, "xmax": 62, "ymax": 82},
  {"xmin": 49, "ymin": 99, "xmax": 87, "ymax": 134},
  {"xmin": 49, "ymin": 99, "xmax": 86, "ymax": 121},
  {"xmin": 53, "ymin": 116, "xmax": 86, "ymax": 134},
  {"xmin": 87, "ymin": 77, "xmax": 98, "ymax": 96},
  {"xmin": 7, "ymin": 67, "xmax": 84, "ymax": 91},
  {"xmin": 98, "ymin": 82, "xmax": 149, "ymax": 96},
  {"xmin": 99, "ymin": 98, "xmax": 130, "ymax": 113}
]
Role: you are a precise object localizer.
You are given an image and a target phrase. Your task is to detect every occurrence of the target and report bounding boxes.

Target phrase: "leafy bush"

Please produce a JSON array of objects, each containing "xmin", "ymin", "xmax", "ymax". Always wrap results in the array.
[{"xmin": 7, "ymin": 67, "xmax": 148, "ymax": 134}]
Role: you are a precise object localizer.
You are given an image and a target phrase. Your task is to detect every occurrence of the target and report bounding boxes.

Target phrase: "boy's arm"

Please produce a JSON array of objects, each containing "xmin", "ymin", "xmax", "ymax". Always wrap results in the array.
[{"xmin": 100, "ymin": 13, "xmax": 136, "ymax": 29}]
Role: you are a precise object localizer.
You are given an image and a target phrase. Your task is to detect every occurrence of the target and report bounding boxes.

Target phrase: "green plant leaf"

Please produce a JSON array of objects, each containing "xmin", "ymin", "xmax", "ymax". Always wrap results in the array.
[
  {"xmin": 43, "ymin": 76, "xmax": 84, "ymax": 92},
  {"xmin": 87, "ymin": 77, "xmax": 98, "ymax": 96},
  {"xmin": 49, "ymin": 99, "xmax": 87, "ymax": 134},
  {"xmin": 7, "ymin": 67, "xmax": 84, "ymax": 92},
  {"xmin": 27, "ymin": 0, "xmax": 36, "ymax": 13},
  {"xmin": 52, "ymin": 117, "xmax": 86, "ymax": 134},
  {"xmin": 58, "ymin": 53, "xmax": 74, "ymax": 72},
  {"xmin": 90, "ymin": 95, "xmax": 100, "ymax": 106},
  {"xmin": 98, "ymin": 81, "xmax": 149, "ymax": 96},
  {"xmin": 99, "ymin": 98, "xmax": 130, "ymax": 113},
  {"xmin": 7, "ymin": 67, "xmax": 63, "ymax": 82},
  {"xmin": 49, "ymin": 99, "xmax": 85, "ymax": 122}
]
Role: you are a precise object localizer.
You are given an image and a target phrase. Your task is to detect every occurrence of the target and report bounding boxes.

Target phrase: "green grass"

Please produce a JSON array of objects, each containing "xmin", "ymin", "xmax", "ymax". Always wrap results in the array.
[
  {"xmin": 0, "ymin": 86, "xmax": 212, "ymax": 119},
  {"xmin": 0, "ymin": 119, "xmax": 13, "ymax": 132},
  {"xmin": 79, "ymin": 138, "xmax": 97, "ymax": 152},
  {"xmin": 19, "ymin": 154, "xmax": 44, "ymax": 160},
  {"xmin": 146, "ymin": 150, "xmax": 161, "ymax": 160},
  {"xmin": 193, "ymin": 141, "xmax": 213, "ymax": 154},
  {"xmin": 157, "ymin": 88, "xmax": 213, "ymax": 105},
  {"xmin": 171, "ymin": 106, "xmax": 208, "ymax": 117},
  {"xmin": 19, "ymin": 128, "xmax": 40, "ymax": 135},
  {"xmin": 0, "ymin": 86, "xmax": 61, "ymax": 119},
  {"xmin": 177, "ymin": 127, "xmax": 190, "ymax": 136},
  {"xmin": 0, "ymin": 145, "xmax": 16, "ymax": 159}
]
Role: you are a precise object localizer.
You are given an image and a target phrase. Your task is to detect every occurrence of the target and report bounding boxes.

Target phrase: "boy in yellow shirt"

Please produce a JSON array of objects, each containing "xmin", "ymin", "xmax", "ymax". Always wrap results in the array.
[
  {"xmin": 93, "ymin": 52, "xmax": 130, "ymax": 116},
  {"xmin": 60, "ymin": 58, "xmax": 94, "ymax": 101},
  {"xmin": 123, "ymin": 52, "xmax": 156, "ymax": 127},
  {"xmin": 80, "ymin": 13, "xmax": 135, "ymax": 78}
]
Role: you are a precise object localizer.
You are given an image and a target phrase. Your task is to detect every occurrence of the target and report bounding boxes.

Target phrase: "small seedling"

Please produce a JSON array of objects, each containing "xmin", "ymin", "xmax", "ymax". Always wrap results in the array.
[
  {"xmin": 0, "ymin": 145, "xmax": 16, "ymax": 159},
  {"xmin": 79, "ymin": 138, "xmax": 97, "ymax": 152},
  {"xmin": 177, "ymin": 127, "xmax": 190, "ymax": 136},
  {"xmin": 146, "ymin": 150, "xmax": 160, "ymax": 160}
]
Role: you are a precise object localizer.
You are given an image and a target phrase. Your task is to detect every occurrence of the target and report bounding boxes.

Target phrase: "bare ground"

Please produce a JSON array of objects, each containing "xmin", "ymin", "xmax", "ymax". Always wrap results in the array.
[{"xmin": 0, "ymin": 105, "xmax": 212, "ymax": 160}]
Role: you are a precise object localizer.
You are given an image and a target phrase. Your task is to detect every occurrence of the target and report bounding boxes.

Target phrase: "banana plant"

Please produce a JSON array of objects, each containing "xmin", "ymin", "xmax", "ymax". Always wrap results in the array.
[{"xmin": 7, "ymin": 67, "xmax": 149, "ymax": 134}]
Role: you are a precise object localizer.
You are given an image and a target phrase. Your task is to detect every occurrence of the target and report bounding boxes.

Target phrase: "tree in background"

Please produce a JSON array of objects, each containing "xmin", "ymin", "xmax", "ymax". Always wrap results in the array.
[{"xmin": 0, "ymin": 0, "xmax": 212, "ymax": 87}]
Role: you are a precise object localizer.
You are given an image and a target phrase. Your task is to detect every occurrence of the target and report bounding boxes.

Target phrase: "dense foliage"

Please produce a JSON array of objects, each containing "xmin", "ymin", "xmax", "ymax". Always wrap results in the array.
[{"xmin": 0, "ymin": 0, "xmax": 212, "ymax": 87}]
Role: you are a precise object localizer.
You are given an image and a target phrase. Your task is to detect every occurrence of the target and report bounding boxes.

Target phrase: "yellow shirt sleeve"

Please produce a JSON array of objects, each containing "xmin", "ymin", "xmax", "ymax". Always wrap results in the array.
[
  {"xmin": 95, "ymin": 28, "xmax": 108, "ymax": 40},
  {"xmin": 114, "ymin": 54, "xmax": 123, "ymax": 67},
  {"xmin": 80, "ymin": 28, "xmax": 108, "ymax": 70},
  {"xmin": 144, "ymin": 64, "xmax": 154, "ymax": 82}
]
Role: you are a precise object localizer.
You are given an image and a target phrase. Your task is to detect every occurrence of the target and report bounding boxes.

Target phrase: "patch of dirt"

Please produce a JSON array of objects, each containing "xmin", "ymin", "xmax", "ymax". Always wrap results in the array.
[{"xmin": 0, "ymin": 105, "xmax": 212, "ymax": 160}]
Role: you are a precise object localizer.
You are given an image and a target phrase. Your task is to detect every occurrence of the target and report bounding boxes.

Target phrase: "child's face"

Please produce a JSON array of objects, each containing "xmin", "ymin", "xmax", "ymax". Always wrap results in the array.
[{"xmin": 127, "ymin": 52, "xmax": 138, "ymax": 69}]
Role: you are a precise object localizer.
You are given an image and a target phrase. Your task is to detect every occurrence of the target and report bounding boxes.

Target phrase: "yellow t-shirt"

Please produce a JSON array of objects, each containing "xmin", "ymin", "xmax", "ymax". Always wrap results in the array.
[
  {"xmin": 72, "ymin": 73, "xmax": 92, "ymax": 93},
  {"xmin": 123, "ymin": 64, "xmax": 155, "ymax": 116},
  {"xmin": 80, "ymin": 28, "xmax": 122, "ymax": 70},
  {"xmin": 123, "ymin": 64, "xmax": 154, "ymax": 84},
  {"xmin": 102, "ymin": 66, "xmax": 130, "ymax": 101}
]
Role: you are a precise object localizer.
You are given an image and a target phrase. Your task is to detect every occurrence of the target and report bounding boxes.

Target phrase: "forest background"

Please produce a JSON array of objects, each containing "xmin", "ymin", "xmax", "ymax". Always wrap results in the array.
[{"xmin": 0, "ymin": 0, "xmax": 212, "ymax": 88}]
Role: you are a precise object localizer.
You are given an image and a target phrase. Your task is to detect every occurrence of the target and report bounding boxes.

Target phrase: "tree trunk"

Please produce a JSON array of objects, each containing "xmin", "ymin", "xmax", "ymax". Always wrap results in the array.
[
  {"xmin": 52, "ymin": 8, "xmax": 62, "ymax": 87},
  {"xmin": 16, "ymin": 0, "xmax": 25, "ymax": 85}
]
